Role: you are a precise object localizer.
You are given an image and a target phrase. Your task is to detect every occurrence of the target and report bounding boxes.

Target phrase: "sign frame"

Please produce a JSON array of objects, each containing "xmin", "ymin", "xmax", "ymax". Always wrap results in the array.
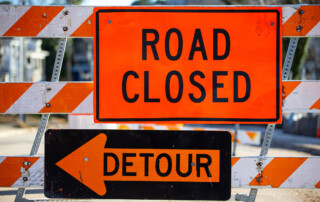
[
  {"xmin": 94, "ymin": 7, "xmax": 282, "ymax": 124},
  {"xmin": 44, "ymin": 129, "xmax": 231, "ymax": 200}
]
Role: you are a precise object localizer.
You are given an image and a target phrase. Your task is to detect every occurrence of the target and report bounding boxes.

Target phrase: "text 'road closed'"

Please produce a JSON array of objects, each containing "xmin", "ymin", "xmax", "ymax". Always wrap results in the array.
[{"xmin": 94, "ymin": 8, "xmax": 282, "ymax": 123}]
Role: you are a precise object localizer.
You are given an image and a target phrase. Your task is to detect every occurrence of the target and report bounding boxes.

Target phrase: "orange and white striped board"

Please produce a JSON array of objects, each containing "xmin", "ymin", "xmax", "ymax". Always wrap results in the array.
[
  {"xmin": 283, "ymin": 81, "xmax": 320, "ymax": 113},
  {"xmin": 68, "ymin": 115, "xmax": 261, "ymax": 145},
  {"xmin": 1, "ymin": 156, "xmax": 319, "ymax": 189},
  {"xmin": 140, "ymin": 124, "xmax": 261, "ymax": 145},
  {"xmin": 0, "ymin": 5, "xmax": 319, "ymax": 37},
  {"xmin": 0, "ymin": 81, "xmax": 319, "ymax": 114}
]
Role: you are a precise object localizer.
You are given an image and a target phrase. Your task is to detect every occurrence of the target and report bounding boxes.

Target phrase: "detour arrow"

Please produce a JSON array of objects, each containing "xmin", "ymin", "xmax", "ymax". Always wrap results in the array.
[{"xmin": 56, "ymin": 133, "xmax": 220, "ymax": 196}]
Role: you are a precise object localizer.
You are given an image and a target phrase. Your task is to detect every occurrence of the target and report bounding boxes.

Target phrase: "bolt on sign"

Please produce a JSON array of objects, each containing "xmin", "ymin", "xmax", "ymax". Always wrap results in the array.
[
  {"xmin": 45, "ymin": 129, "xmax": 231, "ymax": 200},
  {"xmin": 94, "ymin": 7, "xmax": 282, "ymax": 124}
]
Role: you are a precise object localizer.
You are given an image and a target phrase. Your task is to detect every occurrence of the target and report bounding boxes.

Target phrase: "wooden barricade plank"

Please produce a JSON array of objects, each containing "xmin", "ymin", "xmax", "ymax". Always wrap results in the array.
[
  {"xmin": 1, "ymin": 156, "xmax": 319, "ymax": 188},
  {"xmin": 0, "ymin": 81, "xmax": 319, "ymax": 114},
  {"xmin": 0, "ymin": 5, "xmax": 319, "ymax": 37}
]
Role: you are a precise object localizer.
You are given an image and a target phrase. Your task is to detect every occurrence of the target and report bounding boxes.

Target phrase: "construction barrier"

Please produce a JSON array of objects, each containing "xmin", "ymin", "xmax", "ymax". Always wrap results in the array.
[
  {"xmin": 0, "ymin": 81, "xmax": 319, "ymax": 114},
  {"xmin": 1, "ymin": 156, "xmax": 319, "ymax": 189},
  {"xmin": 0, "ymin": 5, "xmax": 319, "ymax": 37},
  {"xmin": 0, "ymin": 4, "xmax": 320, "ymax": 201}
]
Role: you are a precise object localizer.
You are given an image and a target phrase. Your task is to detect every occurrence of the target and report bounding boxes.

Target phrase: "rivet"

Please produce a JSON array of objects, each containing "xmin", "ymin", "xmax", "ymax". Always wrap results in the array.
[
  {"xmin": 63, "ymin": 27, "xmax": 68, "ymax": 31},
  {"xmin": 296, "ymin": 25, "xmax": 303, "ymax": 32},
  {"xmin": 42, "ymin": 13, "xmax": 46, "ymax": 17},
  {"xmin": 23, "ymin": 177, "xmax": 28, "ymax": 182},
  {"xmin": 64, "ymin": 10, "xmax": 69, "ymax": 15},
  {"xmin": 298, "ymin": 10, "xmax": 304, "ymax": 14},
  {"xmin": 46, "ymin": 103, "xmax": 50, "ymax": 107}
]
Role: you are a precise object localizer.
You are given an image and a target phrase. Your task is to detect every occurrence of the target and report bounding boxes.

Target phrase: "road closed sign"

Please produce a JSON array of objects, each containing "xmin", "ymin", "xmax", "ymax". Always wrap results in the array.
[
  {"xmin": 94, "ymin": 7, "xmax": 282, "ymax": 124},
  {"xmin": 45, "ymin": 129, "xmax": 231, "ymax": 200}
]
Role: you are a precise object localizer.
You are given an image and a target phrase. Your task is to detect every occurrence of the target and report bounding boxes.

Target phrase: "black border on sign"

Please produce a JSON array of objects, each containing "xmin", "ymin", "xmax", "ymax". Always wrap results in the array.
[{"xmin": 95, "ymin": 9, "xmax": 280, "ymax": 122}]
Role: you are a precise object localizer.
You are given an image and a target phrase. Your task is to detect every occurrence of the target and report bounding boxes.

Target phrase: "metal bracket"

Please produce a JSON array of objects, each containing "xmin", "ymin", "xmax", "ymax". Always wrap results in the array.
[
  {"xmin": 15, "ymin": 38, "xmax": 67, "ymax": 202},
  {"xmin": 282, "ymin": 37, "xmax": 299, "ymax": 81}
]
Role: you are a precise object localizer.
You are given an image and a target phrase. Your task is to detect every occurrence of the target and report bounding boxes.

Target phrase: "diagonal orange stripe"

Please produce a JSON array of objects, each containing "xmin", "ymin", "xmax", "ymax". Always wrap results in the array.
[
  {"xmin": 167, "ymin": 126, "xmax": 180, "ymax": 130},
  {"xmin": 0, "ymin": 157, "xmax": 39, "ymax": 187},
  {"xmin": 231, "ymin": 157, "xmax": 240, "ymax": 167},
  {"xmin": 0, "ymin": 83, "xmax": 33, "ymax": 113},
  {"xmin": 39, "ymin": 83, "xmax": 93, "ymax": 113},
  {"xmin": 71, "ymin": 13, "xmax": 93, "ymax": 37},
  {"xmin": 310, "ymin": 98, "xmax": 320, "ymax": 110},
  {"xmin": 193, "ymin": 128, "xmax": 205, "ymax": 131},
  {"xmin": 249, "ymin": 158, "xmax": 307, "ymax": 187},
  {"xmin": 283, "ymin": 81, "xmax": 301, "ymax": 100},
  {"xmin": 118, "ymin": 125, "xmax": 130, "ymax": 130},
  {"xmin": 316, "ymin": 180, "xmax": 320, "ymax": 188},
  {"xmin": 246, "ymin": 132, "xmax": 258, "ymax": 141},
  {"xmin": 4, "ymin": 6, "xmax": 63, "ymax": 37},
  {"xmin": 283, "ymin": 6, "xmax": 320, "ymax": 36},
  {"xmin": 141, "ymin": 126, "xmax": 155, "ymax": 130}
]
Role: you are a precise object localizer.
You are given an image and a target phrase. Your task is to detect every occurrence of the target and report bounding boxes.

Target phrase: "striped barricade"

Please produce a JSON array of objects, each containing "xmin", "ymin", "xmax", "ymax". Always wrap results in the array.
[
  {"xmin": 141, "ymin": 124, "xmax": 261, "ymax": 145},
  {"xmin": 0, "ymin": 5, "xmax": 319, "ymax": 37},
  {"xmin": 1, "ymin": 156, "xmax": 319, "ymax": 189},
  {"xmin": 68, "ymin": 115, "xmax": 261, "ymax": 145},
  {"xmin": 1, "ymin": 81, "xmax": 319, "ymax": 114}
]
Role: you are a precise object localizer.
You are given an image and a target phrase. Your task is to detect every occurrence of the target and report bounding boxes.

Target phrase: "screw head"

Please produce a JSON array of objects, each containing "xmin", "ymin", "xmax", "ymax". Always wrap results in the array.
[
  {"xmin": 298, "ymin": 10, "xmax": 304, "ymax": 14},
  {"xmin": 63, "ymin": 27, "xmax": 68, "ymax": 31},
  {"xmin": 64, "ymin": 10, "xmax": 69, "ymax": 15},
  {"xmin": 256, "ymin": 177, "xmax": 261, "ymax": 182},
  {"xmin": 296, "ymin": 25, "xmax": 303, "ymax": 32},
  {"xmin": 42, "ymin": 13, "xmax": 46, "ymax": 17},
  {"xmin": 23, "ymin": 177, "xmax": 28, "ymax": 182},
  {"xmin": 46, "ymin": 103, "xmax": 50, "ymax": 107},
  {"xmin": 256, "ymin": 161, "xmax": 262, "ymax": 166}
]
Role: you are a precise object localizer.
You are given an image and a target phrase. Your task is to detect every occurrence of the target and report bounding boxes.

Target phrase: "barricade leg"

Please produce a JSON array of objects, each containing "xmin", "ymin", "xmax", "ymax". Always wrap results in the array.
[
  {"xmin": 235, "ymin": 37, "xmax": 300, "ymax": 202},
  {"xmin": 14, "ymin": 38, "xmax": 67, "ymax": 202}
]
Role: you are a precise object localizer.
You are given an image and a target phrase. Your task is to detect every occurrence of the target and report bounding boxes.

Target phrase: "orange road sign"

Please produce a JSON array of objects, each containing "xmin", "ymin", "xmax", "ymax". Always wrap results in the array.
[
  {"xmin": 45, "ymin": 129, "xmax": 231, "ymax": 200},
  {"xmin": 94, "ymin": 7, "xmax": 282, "ymax": 124}
]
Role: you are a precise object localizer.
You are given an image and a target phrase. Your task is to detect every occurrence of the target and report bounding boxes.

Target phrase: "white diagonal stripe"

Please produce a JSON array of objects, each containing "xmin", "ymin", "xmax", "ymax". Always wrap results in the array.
[
  {"xmin": 37, "ymin": 6, "xmax": 93, "ymax": 37},
  {"xmin": 0, "ymin": 157, "xmax": 6, "ymax": 164},
  {"xmin": 280, "ymin": 158, "xmax": 320, "ymax": 188},
  {"xmin": 12, "ymin": 157, "xmax": 44, "ymax": 187},
  {"xmin": 72, "ymin": 91, "xmax": 93, "ymax": 114},
  {"xmin": 284, "ymin": 82, "xmax": 320, "ymax": 112},
  {"xmin": 306, "ymin": 22, "xmax": 320, "ymax": 37},
  {"xmin": 5, "ymin": 82, "xmax": 66, "ymax": 114},
  {"xmin": 282, "ymin": 6, "xmax": 297, "ymax": 24},
  {"xmin": 0, "ymin": 6, "xmax": 30, "ymax": 36},
  {"xmin": 232, "ymin": 157, "xmax": 273, "ymax": 188}
]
